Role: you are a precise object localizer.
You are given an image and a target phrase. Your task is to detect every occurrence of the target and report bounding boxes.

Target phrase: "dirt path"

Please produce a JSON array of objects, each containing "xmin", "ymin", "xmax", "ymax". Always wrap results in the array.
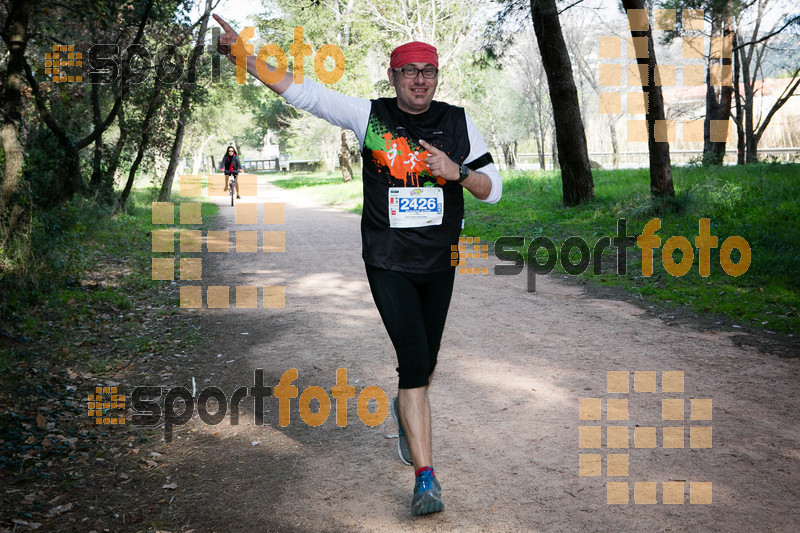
[{"xmin": 163, "ymin": 176, "xmax": 799, "ymax": 532}]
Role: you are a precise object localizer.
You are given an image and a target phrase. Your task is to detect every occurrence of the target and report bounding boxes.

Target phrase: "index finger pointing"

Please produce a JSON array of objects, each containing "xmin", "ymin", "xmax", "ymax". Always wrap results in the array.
[
  {"xmin": 419, "ymin": 139, "xmax": 439, "ymax": 154},
  {"xmin": 212, "ymin": 13, "xmax": 234, "ymax": 32}
]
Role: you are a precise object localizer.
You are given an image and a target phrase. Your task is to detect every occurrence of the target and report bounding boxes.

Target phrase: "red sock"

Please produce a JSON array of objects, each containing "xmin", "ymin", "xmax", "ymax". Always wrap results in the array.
[{"xmin": 415, "ymin": 466, "xmax": 435, "ymax": 477}]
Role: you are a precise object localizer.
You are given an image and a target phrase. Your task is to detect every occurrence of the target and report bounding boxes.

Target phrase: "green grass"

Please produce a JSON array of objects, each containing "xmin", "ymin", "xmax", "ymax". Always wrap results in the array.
[
  {"xmin": 271, "ymin": 163, "xmax": 800, "ymax": 334},
  {"xmin": 272, "ymin": 170, "xmax": 363, "ymax": 213}
]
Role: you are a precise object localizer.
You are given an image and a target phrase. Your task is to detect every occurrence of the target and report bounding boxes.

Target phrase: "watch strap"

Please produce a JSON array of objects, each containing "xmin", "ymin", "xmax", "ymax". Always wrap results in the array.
[{"xmin": 456, "ymin": 164, "xmax": 469, "ymax": 184}]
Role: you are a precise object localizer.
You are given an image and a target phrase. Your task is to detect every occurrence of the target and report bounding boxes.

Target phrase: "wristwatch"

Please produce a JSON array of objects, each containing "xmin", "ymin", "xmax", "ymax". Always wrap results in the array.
[{"xmin": 456, "ymin": 164, "xmax": 469, "ymax": 184}]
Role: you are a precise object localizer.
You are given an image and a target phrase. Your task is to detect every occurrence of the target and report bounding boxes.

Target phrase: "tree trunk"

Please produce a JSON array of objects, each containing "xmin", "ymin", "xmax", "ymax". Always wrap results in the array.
[
  {"xmin": 190, "ymin": 134, "xmax": 214, "ymax": 175},
  {"xmin": 88, "ymin": 79, "xmax": 114, "ymax": 201},
  {"xmin": 738, "ymin": 21, "xmax": 758, "ymax": 164},
  {"xmin": 609, "ymin": 118, "xmax": 619, "ymax": 169},
  {"xmin": 529, "ymin": 0, "xmax": 593, "ymax": 205},
  {"xmin": 104, "ymin": 102, "xmax": 128, "ymax": 187},
  {"xmin": 733, "ymin": 31, "xmax": 745, "ymax": 165},
  {"xmin": 0, "ymin": 0, "xmax": 31, "ymax": 244},
  {"xmin": 339, "ymin": 130, "xmax": 353, "ymax": 182},
  {"xmin": 118, "ymin": 88, "xmax": 161, "ymax": 210},
  {"xmin": 492, "ymin": 135, "xmax": 506, "ymax": 172},
  {"xmin": 621, "ymin": 0, "xmax": 674, "ymax": 197},
  {"xmin": 743, "ymin": 62, "xmax": 756, "ymax": 163},
  {"xmin": 158, "ymin": 0, "xmax": 212, "ymax": 202},
  {"xmin": 501, "ymin": 142, "xmax": 515, "ymax": 169},
  {"xmin": 536, "ymin": 132, "xmax": 545, "ymax": 170},
  {"xmin": 511, "ymin": 140, "xmax": 518, "ymax": 169},
  {"xmin": 191, "ymin": 150, "xmax": 201, "ymax": 175},
  {"xmin": 703, "ymin": 13, "xmax": 734, "ymax": 166}
]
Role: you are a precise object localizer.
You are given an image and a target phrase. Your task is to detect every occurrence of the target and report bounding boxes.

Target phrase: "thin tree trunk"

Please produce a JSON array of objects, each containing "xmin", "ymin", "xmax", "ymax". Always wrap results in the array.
[
  {"xmin": 512, "ymin": 140, "xmax": 518, "ymax": 169},
  {"xmin": 492, "ymin": 135, "xmax": 506, "ymax": 172},
  {"xmin": 741, "ymin": 30, "xmax": 757, "ymax": 163},
  {"xmin": 703, "ymin": 13, "xmax": 734, "ymax": 166},
  {"xmin": 752, "ymin": 71, "xmax": 800, "ymax": 152},
  {"xmin": 191, "ymin": 149, "xmax": 201, "ymax": 175},
  {"xmin": 501, "ymin": 142, "xmax": 514, "ymax": 169},
  {"xmin": 551, "ymin": 131, "xmax": 559, "ymax": 170},
  {"xmin": 733, "ymin": 31, "xmax": 745, "ymax": 165},
  {"xmin": 158, "ymin": 0, "xmax": 212, "ymax": 202},
  {"xmin": 621, "ymin": 0, "xmax": 674, "ymax": 197},
  {"xmin": 339, "ymin": 130, "xmax": 353, "ymax": 182},
  {"xmin": 0, "ymin": 0, "xmax": 31, "ymax": 243},
  {"xmin": 190, "ymin": 134, "xmax": 214, "ymax": 175},
  {"xmin": 89, "ymin": 80, "xmax": 108, "ymax": 198},
  {"xmin": 118, "ymin": 88, "xmax": 161, "ymax": 210},
  {"xmin": 536, "ymin": 136, "xmax": 545, "ymax": 170},
  {"xmin": 104, "ymin": 102, "xmax": 128, "ymax": 187},
  {"xmin": 609, "ymin": 118, "xmax": 619, "ymax": 169},
  {"xmin": 529, "ymin": 0, "xmax": 593, "ymax": 205}
]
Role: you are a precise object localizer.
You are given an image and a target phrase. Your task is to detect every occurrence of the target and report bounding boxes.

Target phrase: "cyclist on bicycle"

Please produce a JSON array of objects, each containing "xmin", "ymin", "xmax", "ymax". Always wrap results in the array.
[{"xmin": 220, "ymin": 146, "xmax": 242, "ymax": 199}]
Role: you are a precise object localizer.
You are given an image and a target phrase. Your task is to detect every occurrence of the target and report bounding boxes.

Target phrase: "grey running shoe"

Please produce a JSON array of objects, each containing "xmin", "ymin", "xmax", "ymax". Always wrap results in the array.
[
  {"xmin": 411, "ymin": 467, "xmax": 444, "ymax": 516},
  {"xmin": 391, "ymin": 396, "xmax": 413, "ymax": 466}
]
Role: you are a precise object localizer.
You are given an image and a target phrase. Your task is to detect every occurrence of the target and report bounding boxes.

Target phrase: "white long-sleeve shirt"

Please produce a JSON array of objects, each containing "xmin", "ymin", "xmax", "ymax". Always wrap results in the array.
[{"xmin": 281, "ymin": 79, "xmax": 502, "ymax": 204}]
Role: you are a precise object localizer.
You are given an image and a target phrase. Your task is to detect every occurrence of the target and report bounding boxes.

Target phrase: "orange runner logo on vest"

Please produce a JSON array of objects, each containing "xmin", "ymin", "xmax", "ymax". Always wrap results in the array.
[{"xmin": 371, "ymin": 132, "xmax": 446, "ymax": 187}]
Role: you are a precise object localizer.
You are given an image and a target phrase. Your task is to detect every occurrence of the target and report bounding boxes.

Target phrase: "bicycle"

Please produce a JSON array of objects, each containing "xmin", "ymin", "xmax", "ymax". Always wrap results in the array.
[{"xmin": 222, "ymin": 170, "xmax": 238, "ymax": 206}]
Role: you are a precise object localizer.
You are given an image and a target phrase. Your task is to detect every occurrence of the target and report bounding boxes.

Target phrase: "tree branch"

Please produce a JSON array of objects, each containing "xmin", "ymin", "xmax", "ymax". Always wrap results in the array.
[
  {"xmin": 732, "ymin": 14, "xmax": 800, "ymax": 51},
  {"xmin": 558, "ymin": 0, "xmax": 586, "ymax": 15},
  {"xmin": 754, "ymin": 70, "xmax": 800, "ymax": 142}
]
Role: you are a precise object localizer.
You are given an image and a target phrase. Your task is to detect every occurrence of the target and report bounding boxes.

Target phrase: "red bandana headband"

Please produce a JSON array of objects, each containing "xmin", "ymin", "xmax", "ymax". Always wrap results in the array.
[{"xmin": 389, "ymin": 42, "xmax": 439, "ymax": 69}]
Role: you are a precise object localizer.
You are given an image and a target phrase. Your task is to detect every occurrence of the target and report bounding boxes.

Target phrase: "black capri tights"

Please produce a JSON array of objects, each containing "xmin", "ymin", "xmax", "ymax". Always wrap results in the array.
[{"xmin": 365, "ymin": 264, "xmax": 456, "ymax": 389}]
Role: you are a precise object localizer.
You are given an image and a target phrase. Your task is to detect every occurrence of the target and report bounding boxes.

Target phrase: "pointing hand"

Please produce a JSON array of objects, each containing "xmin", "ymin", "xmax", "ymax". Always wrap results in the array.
[
  {"xmin": 213, "ymin": 14, "xmax": 237, "ymax": 55},
  {"xmin": 419, "ymin": 139, "xmax": 459, "ymax": 182}
]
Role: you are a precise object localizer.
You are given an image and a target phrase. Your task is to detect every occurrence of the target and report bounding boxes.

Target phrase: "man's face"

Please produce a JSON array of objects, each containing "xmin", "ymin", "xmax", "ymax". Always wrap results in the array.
[{"xmin": 388, "ymin": 62, "xmax": 438, "ymax": 115}]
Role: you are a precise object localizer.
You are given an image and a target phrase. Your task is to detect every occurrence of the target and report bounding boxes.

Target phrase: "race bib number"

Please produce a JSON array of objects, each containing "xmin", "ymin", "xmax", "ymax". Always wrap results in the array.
[{"xmin": 388, "ymin": 187, "xmax": 444, "ymax": 228}]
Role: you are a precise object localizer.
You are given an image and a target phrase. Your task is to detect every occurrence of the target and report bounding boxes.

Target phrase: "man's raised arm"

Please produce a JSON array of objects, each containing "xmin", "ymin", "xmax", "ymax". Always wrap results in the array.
[
  {"xmin": 213, "ymin": 14, "xmax": 294, "ymax": 94},
  {"xmin": 212, "ymin": 14, "xmax": 370, "ymax": 146}
]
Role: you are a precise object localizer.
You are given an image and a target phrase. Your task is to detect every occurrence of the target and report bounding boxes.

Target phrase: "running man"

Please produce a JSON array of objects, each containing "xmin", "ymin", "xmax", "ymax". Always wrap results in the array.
[
  {"xmin": 404, "ymin": 150, "xmax": 420, "ymax": 170},
  {"xmin": 214, "ymin": 14, "xmax": 502, "ymax": 516},
  {"xmin": 386, "ymin": 142, "xmax": 401, "ymax": 167}
]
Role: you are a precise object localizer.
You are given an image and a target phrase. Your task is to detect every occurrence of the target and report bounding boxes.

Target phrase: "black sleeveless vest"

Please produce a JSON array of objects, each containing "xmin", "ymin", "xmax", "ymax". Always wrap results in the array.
[{"xmin": 360, "ymin": 98, "xmax": 470, "ymax": 273}]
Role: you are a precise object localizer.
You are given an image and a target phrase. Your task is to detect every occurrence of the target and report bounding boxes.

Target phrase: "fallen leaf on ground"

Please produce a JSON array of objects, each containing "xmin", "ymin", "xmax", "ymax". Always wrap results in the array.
[{"xmin": 46, "ymin": 502, "xmax": 74, "ymax": 517}]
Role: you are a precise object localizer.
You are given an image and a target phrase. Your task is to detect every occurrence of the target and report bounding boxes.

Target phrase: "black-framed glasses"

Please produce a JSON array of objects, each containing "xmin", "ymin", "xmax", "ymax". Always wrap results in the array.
[{"xmin": 393, "ymin": 66, "xmax": 438, "ymax": 79}]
